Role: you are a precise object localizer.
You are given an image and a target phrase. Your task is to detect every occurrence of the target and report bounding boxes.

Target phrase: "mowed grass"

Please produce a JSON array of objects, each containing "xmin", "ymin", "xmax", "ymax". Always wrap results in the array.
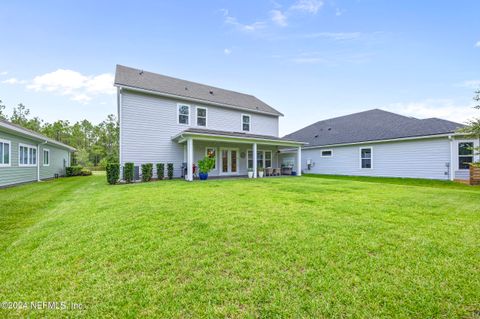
[{"xmin": 0, "ymin": 175, "xmax": 479, "ymax": 318}]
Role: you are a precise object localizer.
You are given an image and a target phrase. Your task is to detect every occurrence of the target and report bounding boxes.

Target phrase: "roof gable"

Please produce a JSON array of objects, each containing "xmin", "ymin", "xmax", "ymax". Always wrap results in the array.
[
  {"xmin": 284, "ymin": 109, "xmax": 464, "ymax": 147},
  {"xmin": 114, "ymin": 65, "xmax": 283, "ymax": 116}
]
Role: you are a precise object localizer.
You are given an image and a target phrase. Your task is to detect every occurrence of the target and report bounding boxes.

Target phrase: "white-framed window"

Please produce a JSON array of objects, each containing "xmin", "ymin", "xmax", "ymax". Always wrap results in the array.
[
  {"xmin": 458, "ymin": 142, "xmax": 474, "ymax": 170},
  {"xmin": 196, "ymin": 106, "xmax": 207, "ymax": 127},
  {"xmin": 0, "ymin": 139, "xmax": 11, "ymax": 167},
  {"xmin": 242, "ymin": 114, "xmax": 251, "ymax": 132},
  {"xmin": 247, "ymin": 150, "xmax": 273, "ymax": 169},
  {"xmin": 19, "ymin": 144, "xmax": 37, "ymax": 167},
  {"xmin": 360, "ymin": 147, "xmax": 372, "ymax": 169},
  {"xmin": 43, "ymin": 149, "xmax": 50, "ymax": 166},
  {"xmin": 205, "ymin": 147, "xmax": 216, "ymax": 170},
  {"xmin": 177, "ymin": 104, "xmax": 190, "ymax": 125},
  {"xmin": 321, "ymin": 149, "xmax": 333, "ymax": 157}
]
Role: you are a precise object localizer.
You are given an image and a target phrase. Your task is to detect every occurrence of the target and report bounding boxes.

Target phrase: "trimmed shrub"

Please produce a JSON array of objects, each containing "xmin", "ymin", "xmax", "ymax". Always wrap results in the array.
[
  {"xmin": 167, "ymin": 163, "xmax": 174, "ymax": 180},
  {"xmin": 66, "ymin": 165, "xmax": 83, "ymax": 177},
  {"xmin": 141, "ymin": 163, "xmax": 153, "ymax": 182},
  {"xmin": 124, "ymin": 162, "xmax": 134, "ymax": 183},
  {"xmin": 80, "ymin": 168, "xmax": 92, "ymax": 176},
  {"xmin": 106, "ymin": 163, "xmax": 120, "ymax": 185},
  {"xmin": 156, "ymin": 163, "xmax": 165, "ymax": 180}
]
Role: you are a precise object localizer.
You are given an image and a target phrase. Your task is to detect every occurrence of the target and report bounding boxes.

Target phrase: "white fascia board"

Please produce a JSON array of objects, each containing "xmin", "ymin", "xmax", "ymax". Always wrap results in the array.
[{"xmin": 115, "ymin": 84, "xmax": 284, "ymax": 117}]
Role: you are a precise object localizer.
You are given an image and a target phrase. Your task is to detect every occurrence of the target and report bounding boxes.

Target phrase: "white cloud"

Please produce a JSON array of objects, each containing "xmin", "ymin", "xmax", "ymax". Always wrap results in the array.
[
  {"xmin": 224, "ymin": 48, "xmax": 232, "ymax": 55},
  {"xmin": 26, "ymin": 69, "xmax": 115, "ymax": 103},
  {"xmin": 270, "ymin": 9, "xmax": 288, "ymax": 26},
  {"xmin": 2, "ymin": 78, "xmax": 27, "ymax": 84},
  {"xmin": 0, "ymin": 71, "xmax": 8, "ymax": 76},
  {"xmin": 335, "ymin": 8, "xmax": 344, "ymax": 16},
  {"xmin": 384, "ymin": 99, "xmax": 478, "ymax": 124},
  {"xmin": 475, "ymin": 41, "xmax": 480, "ymax": 48},
  {"xmin": 222, "ymin": 9, "xmax": 266, "ymax": 32},
  {"xmin": 291, "ymin": 0, "xmax": 323, "ymax": 14},
  {"xmin": 456, "ymin": 80, "xmax": 480, "ymax": 89}
]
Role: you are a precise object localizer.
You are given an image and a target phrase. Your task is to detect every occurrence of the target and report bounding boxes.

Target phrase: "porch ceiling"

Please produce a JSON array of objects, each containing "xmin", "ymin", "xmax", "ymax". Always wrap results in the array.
[{"xmin": 172, "ymin": 128, "xmax": 306, "ymax": 147}]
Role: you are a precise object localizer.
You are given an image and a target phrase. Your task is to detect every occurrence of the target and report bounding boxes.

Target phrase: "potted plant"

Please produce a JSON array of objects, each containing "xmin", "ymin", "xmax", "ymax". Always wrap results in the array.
[
  {"xmin": 258, "ymin": 168, "xmax": 264, "ymax": 178},
  {"xmin": 198, "ymin": 156, "xmax": 216, "ymax": 180},
  {"xmin": 248, "ymin": 168, "xmax": 254, "ymax": 178}
]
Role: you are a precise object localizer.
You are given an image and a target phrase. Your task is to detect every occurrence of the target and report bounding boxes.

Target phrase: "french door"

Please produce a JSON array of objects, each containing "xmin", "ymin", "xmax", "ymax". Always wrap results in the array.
[{"xmin": 220, "ymin": 148, "xmax": 239, "ymax": 175}]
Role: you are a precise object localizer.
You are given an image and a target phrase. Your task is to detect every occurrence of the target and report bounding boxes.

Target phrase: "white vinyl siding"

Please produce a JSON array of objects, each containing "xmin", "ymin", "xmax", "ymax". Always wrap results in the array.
[
  {"xmin": 301, "ymin": 138, "xmax": 452, "ymax": 180},
  {"xmin": 120, "ymin": 90, "xmax": 279, "ymax": 178}
]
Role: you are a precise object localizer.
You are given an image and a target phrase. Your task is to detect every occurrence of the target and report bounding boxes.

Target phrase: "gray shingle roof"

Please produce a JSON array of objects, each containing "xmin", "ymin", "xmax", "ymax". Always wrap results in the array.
[
  {"xmin": 176, "ymin": 128, "xmax": 304, "ymax": 144},
  {"xmin": 114, "ymin": 65, "xmax": 283, "ymax": 116},
  {"xmin": 0, "ymin": 119, "xmax": 76, "ymax": 151},
  {"xmin": 284, "ymin": 109, "xmax": 464, "ymax": 147}
]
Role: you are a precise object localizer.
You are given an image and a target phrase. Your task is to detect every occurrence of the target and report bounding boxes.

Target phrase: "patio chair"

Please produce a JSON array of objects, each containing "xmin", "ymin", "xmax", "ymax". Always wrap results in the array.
[{"xmin": 265, "ymin": 167, "xmax": 273, "ymax": 176}]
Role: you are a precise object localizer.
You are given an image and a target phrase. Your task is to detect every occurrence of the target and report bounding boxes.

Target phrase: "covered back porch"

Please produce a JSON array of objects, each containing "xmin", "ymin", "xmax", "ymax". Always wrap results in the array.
[{"xmin": 173, "ymin": 128, "xmax": 305, "ymax": 181}]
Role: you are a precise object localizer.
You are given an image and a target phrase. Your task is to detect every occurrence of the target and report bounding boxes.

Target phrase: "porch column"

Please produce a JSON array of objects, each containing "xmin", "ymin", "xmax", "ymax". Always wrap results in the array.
[
  {"xmin": 187, "ymin": 137, "xmax": 193, "ymax": 181},
  {"xmin": 297, "ymin": 146, "xmax": 302, "ymax": 176},
  {"xmin": 253, "ymin": 143, "xmax": 257, "ymax": 178}
]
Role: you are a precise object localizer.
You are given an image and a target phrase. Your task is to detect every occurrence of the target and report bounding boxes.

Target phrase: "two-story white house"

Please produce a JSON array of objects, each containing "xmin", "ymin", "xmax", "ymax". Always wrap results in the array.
[{"xmin": 114, "ymin": 65, "xmax": 304, "ymax": 181}]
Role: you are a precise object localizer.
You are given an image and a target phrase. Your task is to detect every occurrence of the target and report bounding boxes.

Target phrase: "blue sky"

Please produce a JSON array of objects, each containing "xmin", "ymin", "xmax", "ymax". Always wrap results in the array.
[{"xmin": 0, "ymin": 0, "xmax": 479, "ymax": 135}]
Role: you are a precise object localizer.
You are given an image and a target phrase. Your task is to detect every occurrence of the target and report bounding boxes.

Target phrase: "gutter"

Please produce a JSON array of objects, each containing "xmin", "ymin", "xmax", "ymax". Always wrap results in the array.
[{"xmin": 114, "ymin": 84, "xmax": 284, "ymax": 117}]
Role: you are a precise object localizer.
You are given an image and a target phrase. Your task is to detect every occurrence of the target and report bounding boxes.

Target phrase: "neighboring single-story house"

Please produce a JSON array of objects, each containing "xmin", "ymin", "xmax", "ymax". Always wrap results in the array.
[
  {"xmin": 0, "ymin": 119, "xmax": 75, "ymax": 187},
  {"xmin": 114, "ymin": 65, "xmax": 304, "ymax": 181},
  {"xmin": 283, "ymin": 109, "xmax": 479, "ymax": 181}
]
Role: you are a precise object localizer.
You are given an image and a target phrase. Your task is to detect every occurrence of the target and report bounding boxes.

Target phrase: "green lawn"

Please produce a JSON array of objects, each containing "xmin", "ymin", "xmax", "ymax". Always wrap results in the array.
[{"xmin": 0, "ymin": 175, "xmax": 479, "ymax": 318}]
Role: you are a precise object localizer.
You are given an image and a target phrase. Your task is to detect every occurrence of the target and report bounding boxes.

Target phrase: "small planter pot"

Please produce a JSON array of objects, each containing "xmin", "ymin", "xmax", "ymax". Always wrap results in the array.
[
  {"xmin": 258, "ymin": 171, "xmax": 264, "ymax": 178},
  {"xmin": 248, "ymin": 171, "xmax": 254, "ymax": 178},
  {"xmin": 199, "ymin": 172, "xmax": 209, "ymax": 180}
]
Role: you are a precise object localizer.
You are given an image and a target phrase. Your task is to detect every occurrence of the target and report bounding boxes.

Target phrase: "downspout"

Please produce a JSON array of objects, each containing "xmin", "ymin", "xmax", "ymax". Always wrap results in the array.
[{"xmin": 448, "ymin": 135, "xmax": 454, "ymax": 181}]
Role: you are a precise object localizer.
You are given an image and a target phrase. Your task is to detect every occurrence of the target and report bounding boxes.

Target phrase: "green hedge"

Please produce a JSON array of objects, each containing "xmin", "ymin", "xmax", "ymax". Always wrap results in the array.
[
  {"xmin": 141, "ymin": 163, "xmax": 153, "ymax": 182},
  {"xmin": 167, "ymin": 163, "xmax": 174, "ymax": 180},
  {"xmin": 66, "ymin": 166, "xmax": 83, "ymax": 177},
  {"xmin": 124, "ymin": 163, "xmax": 134, "ymax": 183},
  {"xmin": 157, "ymin": 163, "xmax": 165, "ymax": 180},
  {"xmin": 106, "ymin": 163, "xmax": 120, "ymax": 185}
]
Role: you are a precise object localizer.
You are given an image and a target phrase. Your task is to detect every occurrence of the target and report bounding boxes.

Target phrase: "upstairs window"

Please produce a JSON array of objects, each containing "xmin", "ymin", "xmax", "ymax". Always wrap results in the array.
[
  {"xmin": 242, "ymin": 114, "xmax": 250, "ymax": 132},
  {"xmin": 321, "ymin": 150, "xmax": 333, "ymax": 157},
  {"xmin": 43, "ymin": 149, "xmax": 50, "ymax": 166},
  {"xmin": 0, "ymin": 140, "xmax": 10, "ymax": 166},
  {"xmin": 196, "ymin": 107, "xmax": 207, "ymax": 127},
  {"xmin": 178, "ymin": 104, "xmax": 190, "ymax": 125},
  {"xmin": 458, "ymin": 142, "xmax": 474, "ymax": 169},
  {"xmin": 19, "ymin": 144, "xmax": 36, "ymax": 166},
  {"xmin": 360, "ymin": 147, "xmax": 372, "ymax": 169}
]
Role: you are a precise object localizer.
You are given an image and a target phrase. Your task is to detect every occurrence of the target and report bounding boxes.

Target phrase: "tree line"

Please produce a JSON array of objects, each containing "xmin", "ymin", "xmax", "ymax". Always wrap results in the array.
[{"xmin": 0, "ymin": 99, "xmax": 118, "ymax": 168}]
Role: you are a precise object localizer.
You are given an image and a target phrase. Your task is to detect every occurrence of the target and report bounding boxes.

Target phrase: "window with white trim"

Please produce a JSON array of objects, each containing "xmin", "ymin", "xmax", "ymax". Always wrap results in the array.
[
  {"xmin": 178, "ymin": 104, "xmax": 190, "ymax": 125},
  {"xmin": 43, "ymin": 149, "xmax": 50, "ymax": 166},
  {"xmin": 458, "ymin": 142, "xmax": 474, "ymax": 169},
  {"xmin": 19, "ymin": 144, "xmax": 37, "ymax": 166},
  {"xmin": 321, "ymin": 150, "xmax": 332, "ymax": 157},
  {"xmin": 242, "ymin": 114, "xmax": 250, "ymax": 132},
  {"xmin": 206, "ymin": 147, "xmax": 216, "ymax": 169},
  {"xmin": 360, "ymin": 148, "xmax": 372, "ymax": 169},
  {"xmin": 247, "ymin": 150, "xmax": 273, "ymax": 169},
  {"xmin": 196, "ymin": 107, "xmax": 207, "ymax": 127},
  {"xmin": 0, "ymin": 139, "xmax": 11, "ymax": 166}
]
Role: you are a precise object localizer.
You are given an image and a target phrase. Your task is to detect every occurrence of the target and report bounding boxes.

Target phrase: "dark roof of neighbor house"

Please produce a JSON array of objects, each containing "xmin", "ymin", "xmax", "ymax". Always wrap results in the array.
[
  {"xmin": 284, "ymin": 109, "xmax": 464, "ymax": 147},
  {"xmin": 0, "ymin": 119, "xmax": 76, "ymax": 151},
  {"xmin": 175, "ymin": 128, "xmax": 304, "ymax": 144},
  {"xmin": 114, "ymin": 65, "xmax": 283, "ymax": 116}
]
